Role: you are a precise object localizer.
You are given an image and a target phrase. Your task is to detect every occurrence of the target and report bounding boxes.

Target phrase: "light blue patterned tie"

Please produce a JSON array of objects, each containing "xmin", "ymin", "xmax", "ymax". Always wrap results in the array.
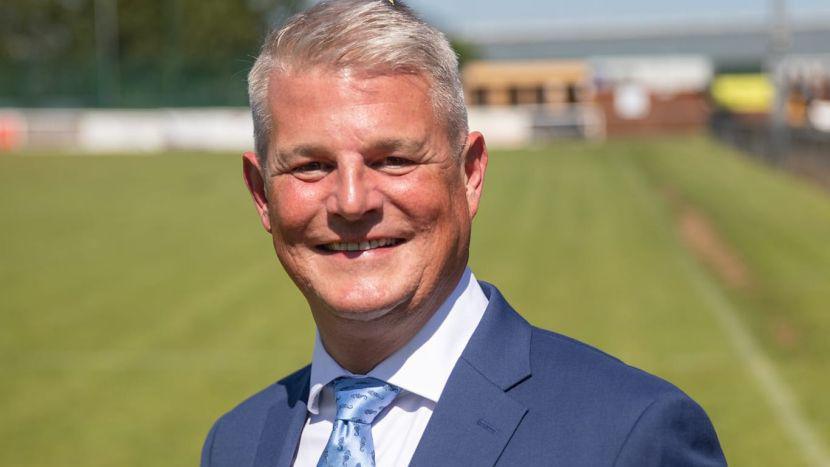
[{"xmin": 317, "ymin": 377, "xmax": 401, "ymax": 467}]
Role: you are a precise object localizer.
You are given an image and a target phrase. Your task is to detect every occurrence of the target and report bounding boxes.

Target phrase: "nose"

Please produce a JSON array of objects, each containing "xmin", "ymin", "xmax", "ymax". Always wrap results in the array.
[{"xmin": 326, "ymin": 155, "xmax": 381, "ymax": 221}]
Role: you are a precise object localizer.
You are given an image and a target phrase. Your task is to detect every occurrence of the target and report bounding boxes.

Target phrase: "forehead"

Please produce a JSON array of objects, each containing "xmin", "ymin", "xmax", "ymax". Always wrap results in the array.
[
  {"xmin": 266, "ymin": 68, "xmax": 449, "ymax": 150},
  {"xmin": 271, "ymin": 68, "xmax": 431, "ymax": 112}
]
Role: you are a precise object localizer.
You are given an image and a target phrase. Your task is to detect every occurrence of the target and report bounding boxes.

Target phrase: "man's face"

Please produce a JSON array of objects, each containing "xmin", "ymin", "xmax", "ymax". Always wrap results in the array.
[{"xmin": 243, "ymin": 69, "xmax": 486, "ymax": 322}]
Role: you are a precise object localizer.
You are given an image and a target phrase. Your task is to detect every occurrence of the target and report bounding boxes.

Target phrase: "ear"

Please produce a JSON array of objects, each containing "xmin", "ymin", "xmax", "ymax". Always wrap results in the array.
[
  {"xmin": 242, "ymin": 151, "xmax": 272, "ymax": 233},
  {"xmin": 461, "ymin": 131, "xmax": 488, "ymax": 219}
]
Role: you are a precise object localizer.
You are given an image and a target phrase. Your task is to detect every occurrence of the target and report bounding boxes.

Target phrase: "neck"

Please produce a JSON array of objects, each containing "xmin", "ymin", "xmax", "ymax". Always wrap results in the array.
[
  {"xmin": 313, "ymin": 270, "xmax": 465, "ymax": 375},
  {"xmin": 317, "ymin": 312, "xmax": 430, "ymax": 374}
]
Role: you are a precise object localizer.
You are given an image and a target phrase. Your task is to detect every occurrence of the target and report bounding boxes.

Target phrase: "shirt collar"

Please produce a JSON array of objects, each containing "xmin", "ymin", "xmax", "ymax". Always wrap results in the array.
[{"xmin": 306, "ymin": 268, "xmax": 489, "ymax": 414}]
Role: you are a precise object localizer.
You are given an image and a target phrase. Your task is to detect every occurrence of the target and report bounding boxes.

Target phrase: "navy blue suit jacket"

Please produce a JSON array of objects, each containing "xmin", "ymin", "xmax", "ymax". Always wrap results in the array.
[{"xmin": 202, "ymin": 282, "xmax": 726, "ymax": 466}]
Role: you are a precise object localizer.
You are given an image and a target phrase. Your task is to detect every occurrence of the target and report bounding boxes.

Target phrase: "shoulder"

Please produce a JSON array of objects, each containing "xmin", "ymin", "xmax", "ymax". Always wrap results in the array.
[
  {"xmin": 522, "ymin": 326, "xmax": 690, "ymax": 416},
  {"xmin": 530, "ymin": 326, "xmax": 675, "ymax": 396},
  {"xmin": 212, "ymin": 365, "xmax": 309, "ymax": 431},
  {"xmin": 201, "ymin": 365, "xmax": 310, "ymax": 467},
  {"xmin": 611, "ymin": 387, "xmax": 727, "ymax": 466},
  {"xmin": 503, "ymin": 326, "xmax": 726, "ymax": 465},
  {"xmin": 476, "ymin": 282, "xmax": 712, "ymax": 424}
]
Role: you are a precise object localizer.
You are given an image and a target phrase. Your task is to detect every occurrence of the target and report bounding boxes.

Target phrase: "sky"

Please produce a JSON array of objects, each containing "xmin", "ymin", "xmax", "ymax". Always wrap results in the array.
[{"xmin": 397, "ymin": 0, "xmax": 830, "ymax": 39}]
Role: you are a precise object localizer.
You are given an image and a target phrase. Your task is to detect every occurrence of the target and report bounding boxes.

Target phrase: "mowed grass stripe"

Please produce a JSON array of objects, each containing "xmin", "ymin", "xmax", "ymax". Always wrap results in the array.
[
  {"xmin": 0, "ymin": 154, "xmax": 315, "ymax": 466},
  {"xmin": 617, "ymin": 140, "xmax": 829, "ymax": 466},
  {"xmin": 631, "ymin": 137, "xmax": 830, "ymax": 450},
  {"xmin": 1, "ymin": 138, "xmax": 826, "ymax": 466},
  {"xmin": 678, "ymin": 236, "xmax": 830, "ymax": 467}
]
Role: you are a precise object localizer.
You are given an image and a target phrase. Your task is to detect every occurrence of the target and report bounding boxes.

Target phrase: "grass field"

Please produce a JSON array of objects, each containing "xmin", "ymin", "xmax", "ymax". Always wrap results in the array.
[{"xmin": 1, "ymin": 135, "xmax": 829, "ymax": 466}]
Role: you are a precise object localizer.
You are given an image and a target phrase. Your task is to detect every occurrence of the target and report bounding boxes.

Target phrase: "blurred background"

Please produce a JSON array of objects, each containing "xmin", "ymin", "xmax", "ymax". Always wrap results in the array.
[{"xmin": 1, "ymin": 0, "xmax": 829, "ymax": 465}]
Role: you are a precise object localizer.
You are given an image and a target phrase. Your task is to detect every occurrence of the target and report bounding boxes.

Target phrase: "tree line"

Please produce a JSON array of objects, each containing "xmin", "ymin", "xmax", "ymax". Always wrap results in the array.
[
  {"xmin": 0, "ymin": 0, "xmax": 305, "ymax": 107},
  {"xmin": 0, "ymin": 0, "xmax": 478, "ymax": 108}
]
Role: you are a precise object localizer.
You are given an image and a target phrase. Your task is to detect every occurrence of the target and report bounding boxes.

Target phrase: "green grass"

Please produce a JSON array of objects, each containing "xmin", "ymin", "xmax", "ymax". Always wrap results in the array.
[{"xmin": 1, "ymin": 136, "xmax": 828, "ymax": 466}]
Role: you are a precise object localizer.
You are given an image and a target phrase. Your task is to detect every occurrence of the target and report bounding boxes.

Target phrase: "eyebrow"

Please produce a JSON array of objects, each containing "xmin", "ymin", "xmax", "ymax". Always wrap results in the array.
[
  {"xmin": 369, "ymin": 138, "xmax": 426, "ymax": 155},
  {"xmin": 278, "ymin": 138, "xmax": 426, "ymax": 160},
  {"xmin": 277, "ymin": 144, "xmax": 332, "ymax": 161}
]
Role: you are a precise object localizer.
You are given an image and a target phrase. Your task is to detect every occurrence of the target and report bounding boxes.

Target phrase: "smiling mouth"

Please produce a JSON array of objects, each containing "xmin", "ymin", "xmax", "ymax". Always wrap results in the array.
[{"xmin": 318, "ymin": 238, "xmax": 404, "ymax": 252}]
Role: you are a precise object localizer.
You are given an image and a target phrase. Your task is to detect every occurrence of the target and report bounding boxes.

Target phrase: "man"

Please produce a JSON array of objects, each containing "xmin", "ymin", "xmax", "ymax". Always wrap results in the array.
[{"xmin": 202, "ymin": 1, "xmax": 727, "ymax": 466}]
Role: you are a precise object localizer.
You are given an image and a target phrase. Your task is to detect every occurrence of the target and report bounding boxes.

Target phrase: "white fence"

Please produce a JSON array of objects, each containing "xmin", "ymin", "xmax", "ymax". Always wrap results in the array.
[
  {"xmin": 0, "ymin": 106, "xmax": 602, "ymax": 153},
  {"xmin": 1, "ymin": 108, "xmax": 255, "ymax": 153}
]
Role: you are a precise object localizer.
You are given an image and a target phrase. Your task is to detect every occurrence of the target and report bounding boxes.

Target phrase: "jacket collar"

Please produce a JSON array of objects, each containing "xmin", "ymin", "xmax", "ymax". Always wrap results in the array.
[
  {"xmin": 409, "ymin": 282, "xmax": 532, "ymax": 466},
  {"xmin": 253, "ymin": 366, "xmax": 310, "ymax": 467},
  {"xmin": 461, "ymin": 282, "xmax": 533, "ymax": 390}
]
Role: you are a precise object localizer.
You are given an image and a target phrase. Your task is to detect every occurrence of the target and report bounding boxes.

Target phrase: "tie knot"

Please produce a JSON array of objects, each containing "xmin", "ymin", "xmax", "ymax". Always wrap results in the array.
[{"xmin": 331, "ymin": 376, "xmax": 401, "ymax": 424}]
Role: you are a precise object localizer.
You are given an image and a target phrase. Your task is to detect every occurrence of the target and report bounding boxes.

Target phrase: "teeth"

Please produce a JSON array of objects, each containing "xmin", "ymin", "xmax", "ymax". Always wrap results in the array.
[{"xmin": 325, "ymin": 239, "xmax": 398, "ymax": 251}]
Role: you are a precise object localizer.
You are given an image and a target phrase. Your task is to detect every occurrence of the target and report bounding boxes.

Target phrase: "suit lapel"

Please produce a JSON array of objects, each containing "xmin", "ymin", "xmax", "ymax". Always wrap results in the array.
[
  {"xmin": 410, "ymin": 283, "xmax": 532, "ymax": 467},
  {"xmin": 253, "ymin": 367, "xmax": 311, "ymax": 467}
]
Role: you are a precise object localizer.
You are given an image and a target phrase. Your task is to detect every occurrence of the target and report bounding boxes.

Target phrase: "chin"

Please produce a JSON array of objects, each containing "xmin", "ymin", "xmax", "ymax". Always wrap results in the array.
[
  {"xmin": 322, "ymin": 297, "xmax": 406, "ymax": 322},
  {"xmin": 316, "ymin": 280, "xmax": 415, "ymax": 322},
  {"xmin": 328, "ymin": 306, "xmax": 397, "ymax": 322}
]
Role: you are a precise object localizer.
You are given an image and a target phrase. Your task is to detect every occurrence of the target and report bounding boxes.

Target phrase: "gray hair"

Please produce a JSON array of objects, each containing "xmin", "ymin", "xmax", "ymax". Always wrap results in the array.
[{"xmin": 247, "ymin": 0, "xmax": 468, "ymax": 167}]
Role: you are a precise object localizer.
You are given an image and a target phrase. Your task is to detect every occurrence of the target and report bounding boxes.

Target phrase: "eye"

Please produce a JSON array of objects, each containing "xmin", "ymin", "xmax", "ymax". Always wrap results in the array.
[
  {"xmin": 294, "ymin": 161, "xmax": 325, "ymax": 172},
  {"xmin": 291, "ymin": 161, "xmax": 332, "ymax": 180},
  {"xmin": 384, "ymin": 156, "xmax": 412, "ymax": 167},
  {"xmin": 372, "ymin": 156, "xmax": 415, "ymax": 172}
]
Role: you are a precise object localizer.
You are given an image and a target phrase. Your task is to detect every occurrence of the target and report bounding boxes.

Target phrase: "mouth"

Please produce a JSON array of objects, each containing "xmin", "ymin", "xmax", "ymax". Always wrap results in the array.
[{"xmin": 317, "ymin": 238, "xmax": 404, "ymax": 253}]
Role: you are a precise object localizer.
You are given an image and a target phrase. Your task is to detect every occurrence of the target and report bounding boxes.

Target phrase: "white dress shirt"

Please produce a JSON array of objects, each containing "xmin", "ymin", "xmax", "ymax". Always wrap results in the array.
[{"xmin": 292, "ymin": 268, "xmax": 489, "ymax": 467}]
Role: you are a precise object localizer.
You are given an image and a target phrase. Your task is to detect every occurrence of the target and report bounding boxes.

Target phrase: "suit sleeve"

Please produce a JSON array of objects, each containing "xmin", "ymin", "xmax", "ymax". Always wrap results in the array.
[
  {"xmin": 201, "ymin": 417, "xmax": 222, "ymax": 467},
  {"xmin": 613, "ymin": 391, "xmax": 727, "ymax": 467}
]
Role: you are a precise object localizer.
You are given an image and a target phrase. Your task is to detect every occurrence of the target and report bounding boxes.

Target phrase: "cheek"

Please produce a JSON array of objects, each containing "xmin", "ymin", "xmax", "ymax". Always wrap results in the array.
[
  {"xmin": 386, "ymin": 172, "xmax": 465, "ymax": 232},
  {"xmin": 268, "ymin": 179, "xmax": 324, "ymax": 239}
]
